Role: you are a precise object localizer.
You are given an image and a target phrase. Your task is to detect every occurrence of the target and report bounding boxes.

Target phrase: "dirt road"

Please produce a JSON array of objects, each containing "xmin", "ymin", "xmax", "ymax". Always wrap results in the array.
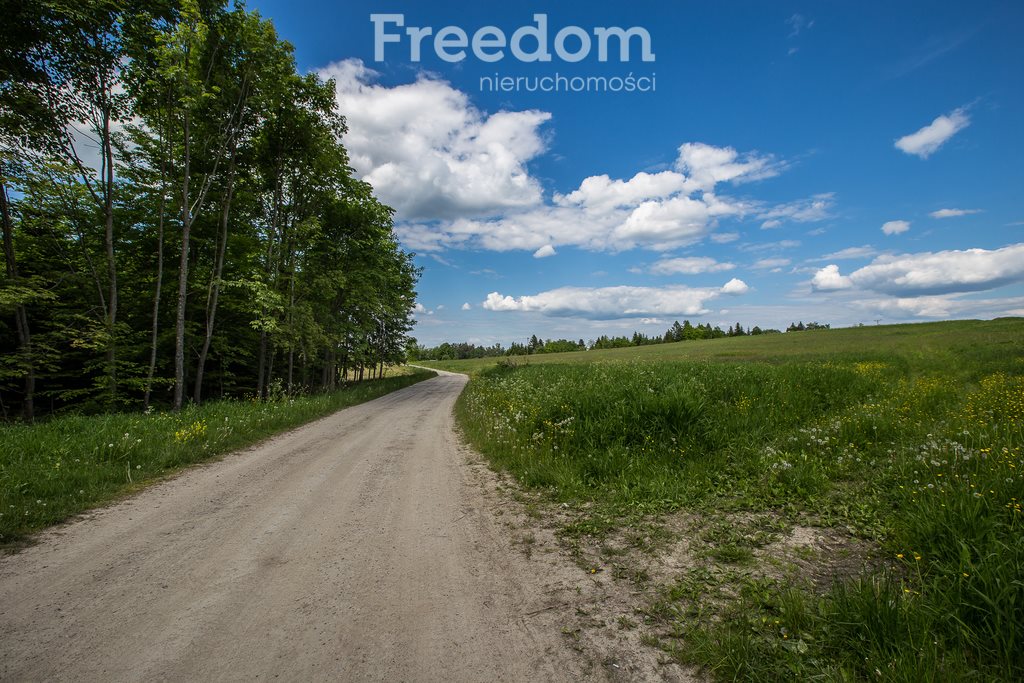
[{"xmin": 0, "ymin": 371, "xmax": 584, "ymax": 682}]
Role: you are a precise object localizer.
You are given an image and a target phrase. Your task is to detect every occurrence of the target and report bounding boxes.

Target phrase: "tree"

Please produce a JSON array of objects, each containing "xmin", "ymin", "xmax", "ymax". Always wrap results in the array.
[{"xmin": 0, "ymin": 0, "xmax": 421, "ymax": 418}]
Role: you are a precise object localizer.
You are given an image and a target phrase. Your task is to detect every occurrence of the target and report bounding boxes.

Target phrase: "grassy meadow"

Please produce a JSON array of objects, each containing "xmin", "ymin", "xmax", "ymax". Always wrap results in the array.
[
  {"xmin": 0, "ymin": 368, "xmax": 435, "ymax": 545},
  {"xmin": 421, "ymin": 319, "xmax": 1024, "ymax": 680}
]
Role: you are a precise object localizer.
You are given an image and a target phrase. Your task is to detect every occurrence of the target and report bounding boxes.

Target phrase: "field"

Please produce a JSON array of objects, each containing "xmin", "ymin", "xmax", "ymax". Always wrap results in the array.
[
  {"xmin": 420, "ymin": 319, "xmax": 1024, "ymax": 680},
  {"xmin": 0, "ymin": 368, "xmax": 435, "ymax": 545}
]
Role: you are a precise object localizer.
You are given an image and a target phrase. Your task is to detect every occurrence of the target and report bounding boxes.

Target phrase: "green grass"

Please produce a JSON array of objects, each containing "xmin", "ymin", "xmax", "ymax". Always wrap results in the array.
[
  {"xmin": 434, "ymin": 319, "xmax": 1024, "ymax": 680},
  {"xmin": 0, "ymin": 368, "xmax": 436, "ymax": 545},
  {"xmin": 419, "ymin": 318, "xmax": 1024, "ymax": 376}
]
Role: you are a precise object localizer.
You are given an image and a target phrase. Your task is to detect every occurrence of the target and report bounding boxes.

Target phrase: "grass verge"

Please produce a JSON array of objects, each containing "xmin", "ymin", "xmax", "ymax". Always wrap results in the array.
[
  {"xmin": 0, "ymin": 367, "xmax": 436, "ymax": 545},
  {"xmin": 446, "ymin": 320, "xmax": 1023, "ymax": 680}
]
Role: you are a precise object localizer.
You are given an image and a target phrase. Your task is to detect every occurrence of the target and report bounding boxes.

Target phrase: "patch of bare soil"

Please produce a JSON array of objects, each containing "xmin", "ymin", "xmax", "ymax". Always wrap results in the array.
[{"xmin": 462, "ymin": 450, "xmax": 881, "ymax": 680}]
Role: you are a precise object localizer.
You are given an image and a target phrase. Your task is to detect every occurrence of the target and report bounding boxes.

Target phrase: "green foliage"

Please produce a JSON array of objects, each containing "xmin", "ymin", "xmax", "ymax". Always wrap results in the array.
[
  {"xmin": 1, "ymin": 0, "xmax": 419, "ymax": 417},
  {"xmin": 0, "ymin": 368, "xmax": 435, "ymax": 543}
]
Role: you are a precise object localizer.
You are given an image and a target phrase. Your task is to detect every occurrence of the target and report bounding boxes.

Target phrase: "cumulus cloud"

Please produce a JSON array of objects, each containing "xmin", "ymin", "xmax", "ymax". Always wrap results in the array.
[
  {"xmin": 557, "ymin": 170, "xmax": 688, "ymax": 213},
  {"xmin": 812, "ymin": 243, "xmax": 1024, "ymax": 296},
  {"xmin": 882, "ymin": 220, "xmax": 910, "ymax": 236},
  {"xmin": 323, "ymin": 62, "xmax": 834, "ymax": 255},
  {"xmin": 396, "ymin": 146, "xmax": 826, "ymax": 253},
  {"xmin": 674, "ymin": 142, "xmax": 783, "ymax": 191},
  {"xmin": 461, "ymin": 302, "xmax": 471, "ymax": 310},
  {"xmin": 649, "ymin": 257, "xmax": 735, "ymax": 275},
  {"xmin": 400, "ymin": 161, "xmax": 758, "ymax": 253},
  {"xmin": 930, "ymin": 208, "xmax": 982, "ymax": 219},
  {"xmin": 895, "ymin": 108, "xmax": 970, "ymax": 159},
  {"xmin": 321, "ymin": 59, "xmax": 550, "ymax": 220},
  {"xmin": 711, "ymin": 232, "xmax": 741, "ymax": 244},
  {"xmin": 811, "ymin": 264, "xmax": 853, "ymax": 291},
  {"xmin": 533, "ymin": 244, "xmax": 557, "ymax": 258},
  {"xmin": 482, "ymin": 280, "xmax": 747, "ymax": 319},
  {"xmin": 720, "ymin": 278, "xmax": 750, "ymax": 295}
]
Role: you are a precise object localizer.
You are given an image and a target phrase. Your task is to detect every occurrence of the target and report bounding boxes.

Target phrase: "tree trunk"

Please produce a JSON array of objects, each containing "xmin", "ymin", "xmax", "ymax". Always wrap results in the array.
[
  {"xmin": 0, "ymin": 175, "xmax": 34, "ymax": 422},
  {"xmin": 173, "ymin": 108, "xmax": 192, "ymax": 411},
  {"xmin": 257, "ymin": 330, "xmax": 267, "ymax": 398},
  {"xmin": 266, "ymin": 344, "xmax": 275, "ymax": 397},
  {"xmin": 100, "ymin": 98, "xmax": 118, "ymax": 404},
  {"xmin": 194, "ymin": 144, "xmax": 236, "ymax": 404},
  {"xmin": 144, "ymin": 108, "xmax": 170, "ymax": 410},
  {"xmin": 287, "ymin": 349, "xmax": 294, "ymax": 393}
]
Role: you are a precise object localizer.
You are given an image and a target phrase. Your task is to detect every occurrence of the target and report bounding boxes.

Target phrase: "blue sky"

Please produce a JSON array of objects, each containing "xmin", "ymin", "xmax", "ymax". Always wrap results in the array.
[{"xmin": 249, "ymin": 0, "xmax": 1024, "ymax": 346}]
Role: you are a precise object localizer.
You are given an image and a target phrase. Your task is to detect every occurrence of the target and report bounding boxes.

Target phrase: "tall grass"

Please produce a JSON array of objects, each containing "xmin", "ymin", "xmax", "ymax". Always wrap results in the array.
[
  {"xmin": 0, "ymin": 369, "xmax": 435, "ymax": 544},
  {"xmin": 458, "ymin": 361, "xmax": 886, "ymax": 513},
  {"xmin": 454, "ymin": 327, "xmax": 1024, "ymax": 679}
]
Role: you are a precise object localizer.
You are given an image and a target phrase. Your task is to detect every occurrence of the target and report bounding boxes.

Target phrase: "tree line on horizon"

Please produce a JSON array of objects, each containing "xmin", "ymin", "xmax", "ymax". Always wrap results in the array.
[
  {"xmin": 410, "ymin": 319, "xmax": 832, "ymax": 361},
  {"xmin": 1, "ymin": 0, "xmax": 418, "ymax": 421}
]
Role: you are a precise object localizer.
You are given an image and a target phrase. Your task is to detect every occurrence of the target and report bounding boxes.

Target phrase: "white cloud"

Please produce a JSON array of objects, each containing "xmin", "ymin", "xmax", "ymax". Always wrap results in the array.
[
  {"xmin": 753, "ymin": 258, "xmax": 791, "ymax": 269},
  {"xmin": 482, "ymin": 280, "xmax": 746, "ymax": 319},
  {"xmin": 321, "ymin": 59, "xmax": 550, "ymax": 220},
  {"xmin": 399, "ymin": 158, "xmax": 828, "ymax": 254},
  {"xmin": 711, "ymin": 232, "xmax": 741, "ymax": 244},
  {"xmin": 739, "ymin": 239, "xmax": 802, "ymax": 253},
  {"xmin": 557, "ymin": 170, "xmax": 688, "ymax": 213},
  {"xmin": 461, "ymin": 302, "xmax": 471, "ymax": 310},
  {"xmin": 852, "ymin": 295, "xmax": 1024, "ymax": 320},
  {"xmin": 895, "ymin": 108, "xmax": 970, "ymax": 159},
  {"xmin": 813, "ymin": 243, "xmax": 1024, "ymax": 296},
  {"xmin": 811, "ymin": 264, "xmax": 854, "ymax": 291},
  {"xmin": 882, "ymin": 220, "xmax": 910, "ymax": 236},
  {"xmin": 674, "ymin": 142, "xmax": 783, "ymax": 191},
  {"xmin": 324, "ymin": 63, "xmax": 833, "ymax": 255},
  {"xmin": 413, "ymin": 302, "xmax": 427, "ymax": 313},
  {"xmin": 930, "ymin": 208, "xmax": 982, "ymax": 219},
  {"xmin": 404, "ymin": 164, "xmax": 755, "ymax": 253},
  {"xmin": 612, "ymin": 194, "xmax": 745, "ymax": 249},
  {"xmin": 820, "ymin": 245, "xmax": 877, "ymax": 260},
  {"xmin": 533, "ymin": 244, "xmax": 557, "ymax": 258},
  {"xmin": 757, "ymin": 193, "xmax": 834, "ymax": 229},
  {"xmin": 649, "ymin": 257, "xmax": 735, "ymax": 275},
  {"xmin": 720, "ymin": 278, "xmax": 750, "ymax": 295}
]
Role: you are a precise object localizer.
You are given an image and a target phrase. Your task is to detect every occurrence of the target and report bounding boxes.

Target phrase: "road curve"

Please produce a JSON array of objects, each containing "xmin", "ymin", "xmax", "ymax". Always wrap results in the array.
[{"xmin": 0, "ymin": 371, "xmax": 578, "ymax": 682}]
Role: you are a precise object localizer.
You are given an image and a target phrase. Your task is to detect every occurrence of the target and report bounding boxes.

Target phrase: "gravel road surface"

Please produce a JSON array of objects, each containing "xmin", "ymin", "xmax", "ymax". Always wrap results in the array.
[{"xmin": 0, "ymin": 371, "xmax": 580, "ymax": 682}]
